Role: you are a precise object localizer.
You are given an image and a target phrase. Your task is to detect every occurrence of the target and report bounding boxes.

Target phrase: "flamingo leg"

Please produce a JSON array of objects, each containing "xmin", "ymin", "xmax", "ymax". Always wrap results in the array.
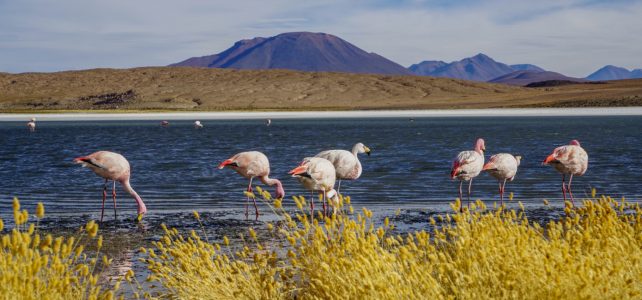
[
  {"xmin": 561, "ymin": 174, "xmax": 567, "ymax": 203},
  {"xmin": 458, "ymin": 180, "xmax": 463, "ymax": 212},
  {"xmin": 112, "ymin": 180, "xmax": 117, "ymax": 220},
  {"xmin": 568, "ymin": 174, "xmax": 575, "ymax": 206},
  {"xmin": 101, "ymin": 179, "xmax": 107, "ymax": 222},
  {"xmin": 245, "ymin": 178, "xmax": 254, "ymax": 218},
  {"xmin": 467, "ymin": 179, "xmax": 473, "ymax": 209},
  {"xmin": 310, "ymin": 192, "xmax": 315, "ymax": 218},
  {"xmin": 499, "ymin": 180, "xmax": 504, "ymax": 205},
  {"xmin": 322, "ymin": 190, "xmax": 327, "ymax": 217},
  {"xmin": 337, "ymin": 180, "xmax": 342, "ymax": 196}
]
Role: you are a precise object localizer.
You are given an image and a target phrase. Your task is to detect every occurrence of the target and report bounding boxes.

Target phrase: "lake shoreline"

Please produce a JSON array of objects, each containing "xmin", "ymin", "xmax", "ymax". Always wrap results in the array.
[{"xmin": 2, "ymin": 107, "xmax": 642, "ymax": 121}]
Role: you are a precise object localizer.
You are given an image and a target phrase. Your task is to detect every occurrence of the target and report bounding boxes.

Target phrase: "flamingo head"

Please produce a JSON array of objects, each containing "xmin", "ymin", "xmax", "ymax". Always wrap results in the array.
[
  {"xmin": 569, "ymin": 140, "xmax": 581, "ymax": 146},
  {"xmin": 475, "ymin": 138, "xmax": 486, "ymax": 153},
  {"xmin": 353, "ymin": 143, "xmax": 371, "ymax": 156},
  {"xmin": 288, "ymin": 160, "xmax": 310, "ymax": 178},
  {"xmin": 274, "ymin": 182, "xmax": 285, "ymax": 199},
  {"xmin": 217, "ymin": 158, "xmax": 238, "ymax": 169}
]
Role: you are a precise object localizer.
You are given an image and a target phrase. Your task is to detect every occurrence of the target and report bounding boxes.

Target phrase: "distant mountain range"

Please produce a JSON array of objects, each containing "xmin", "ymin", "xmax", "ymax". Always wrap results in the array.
[
  {"xmin": 586, "ymin": 65, "xmax": 642, "ymax": 81},
  {"xmin": 171, "ymin": 32, "xmax": 412, "ymax": 75},
  {"xmin": 171, "ymin": 31, "xmax": 639, "ymax": 86}
]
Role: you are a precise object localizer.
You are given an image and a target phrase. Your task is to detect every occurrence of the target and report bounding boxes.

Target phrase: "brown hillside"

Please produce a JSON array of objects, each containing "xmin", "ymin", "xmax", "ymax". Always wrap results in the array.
[{"xmin": 1, "ymin": 67, "xmax": 641, "ymax": 111}]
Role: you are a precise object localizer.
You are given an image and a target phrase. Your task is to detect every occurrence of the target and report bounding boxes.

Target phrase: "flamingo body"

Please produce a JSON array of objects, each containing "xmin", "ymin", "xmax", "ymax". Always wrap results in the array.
[
  {"xmin": 483, "ymin": 153, "xmax": 522, "ymax": 203},
  {"xmin": 543, "ymin": 140, "xmax": 588, "ymax": 204},
  {"xmin": 450, "ymin": 138, "xmax": 486, "ymax": 210},
  {"xmin": 289, "ymin": 157, "xmax": 338, "ymax": 216},
  {"xmin": 484, "ymin": 153, "xmax": 521, "ymax": 181},
  {"xmin": 73, "ymin": 151, "xmax": 147, "ymax": 221},
  {"xmin": 316, "ymin": 143, "xmax": 370, "ymax": 181},
  {"xmin": 218, "ymin": 151, "xmax": 285, "ymax": 217}
]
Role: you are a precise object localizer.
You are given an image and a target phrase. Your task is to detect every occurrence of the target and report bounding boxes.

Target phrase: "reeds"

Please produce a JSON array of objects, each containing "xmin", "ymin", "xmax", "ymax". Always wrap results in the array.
[
  {"xmin": 0, "ymin": 198, "xmax": 121, "ymax": 300},
  {"xmin": 142, "ymin": 190, "xmax": 642, "ymax": 299}
]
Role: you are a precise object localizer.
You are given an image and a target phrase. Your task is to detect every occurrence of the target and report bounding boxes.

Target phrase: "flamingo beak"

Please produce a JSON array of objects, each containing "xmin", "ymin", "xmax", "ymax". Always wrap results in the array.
[
  {"xmin": 218, "ymin": 159, "xmax": 234, "ymax": 169},
  {"xmin": 482, "ymin": 162, "xmax": 492, "ymax": 171},
  {"xmin": 288, "ymin": 164, "xmax": 308, "ymax": 177},
  {"xmin": 73, "ymin": 156, "xmax": 87, "ymax": 164},
  {"xmin": 543, "ymin": 154, "xmax": 556, "ymax": 165}
]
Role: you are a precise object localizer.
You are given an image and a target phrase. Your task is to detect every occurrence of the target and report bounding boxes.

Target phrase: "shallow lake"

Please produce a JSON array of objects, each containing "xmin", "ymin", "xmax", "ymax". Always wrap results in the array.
[{"xmin": 1, "ymin": 116, "xmax": 641, "ymax": 219}]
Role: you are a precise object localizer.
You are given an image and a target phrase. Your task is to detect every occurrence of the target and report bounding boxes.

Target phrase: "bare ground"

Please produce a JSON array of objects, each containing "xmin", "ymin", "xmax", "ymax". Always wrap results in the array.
[{"xmin": 1, "ymin": 67, "xmax": 641, "ymax": 111}]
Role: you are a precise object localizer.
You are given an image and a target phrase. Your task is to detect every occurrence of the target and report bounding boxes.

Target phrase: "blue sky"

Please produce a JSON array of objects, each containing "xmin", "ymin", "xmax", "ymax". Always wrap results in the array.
[{"xmin": 0, "ymin": 0, "xmax": 640, "ymax": 77}]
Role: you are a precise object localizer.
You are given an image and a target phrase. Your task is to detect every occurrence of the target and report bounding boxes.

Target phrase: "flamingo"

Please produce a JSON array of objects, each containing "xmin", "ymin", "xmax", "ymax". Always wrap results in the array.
[
  {"xmin": 218, "ymin": 151, "xmax": 285, "ymax": 217},
  {"xmin": 289, "ymin": 157, "xmax": 338, "ymax": 216},
  {"xmin": 483, "ymin": 153, "xmax": 522, "ymax": 205},
  {"xmin": 543, "ymin": 140, "xmax": 588, "ymax": 205},
  {"xmin": 27, "ymin": 118, "xmax": 36, "ymax": 131},
  {"xmin": 450, "ymin": 138, "xmax": 486, "ymax": 211},
  {"xmin": 194, "ymin": 120, "xmax": 203, "ymax": 128},
  {"xmin": 160, "ymin": 121, "xmax": 169, "ymax": 127},
  {"xmin": 73, "ymin": 151, "xmax": 147, "ymax": 222},
  {"xmin": 315, "ymin": 143, "xmax": 371, "ymax": 194}
]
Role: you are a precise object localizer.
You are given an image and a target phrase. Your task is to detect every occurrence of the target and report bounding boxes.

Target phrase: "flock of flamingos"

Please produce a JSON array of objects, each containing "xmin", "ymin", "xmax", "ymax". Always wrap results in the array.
[{"xmin": 26, "ymin": 118, "xmax": 589, "ymax": 221}]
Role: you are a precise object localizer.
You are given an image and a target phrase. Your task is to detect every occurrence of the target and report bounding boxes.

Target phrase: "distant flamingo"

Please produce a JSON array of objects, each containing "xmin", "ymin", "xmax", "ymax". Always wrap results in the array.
[
  {"xmin": 160, "ymin": 121, "xmax": 169, "ymax": 127},
  {"xmin": 194, "ymin": 120, "xmax": 203, "ymax": 128},
  {"xmin": 315, "ymin": 143, "xmax": 370, "ymax": 194},
  {"xmin": 289, "ymin": 157, "xmax": 338, "ymax": 216},
  {"xmin": 73, "ymin": 151, "xmax": 147, "ymax": 222},
  {"xmin": 450, "ymin": 138, "xmax": 486, "ymax": 211},
  {"xmin": 27, "ymin": 118, "xmax": 36, "ymax": 131},
  {"xmin": 543, "ymin": 140, "xmax": 588, "ymax": 205},
  {"xmin": 483, "ymin": 153, "xmax": 522, "ymax": 204},
  {"xmin": 218, "ymin": 151, "xmax": 285, "ymax": 217}
]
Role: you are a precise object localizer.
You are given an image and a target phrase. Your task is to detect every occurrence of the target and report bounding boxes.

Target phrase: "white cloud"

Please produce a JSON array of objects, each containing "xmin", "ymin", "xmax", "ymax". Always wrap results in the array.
[{"xmin": 1, "ymin": 0, "xmax": 640, "ymax": 77}]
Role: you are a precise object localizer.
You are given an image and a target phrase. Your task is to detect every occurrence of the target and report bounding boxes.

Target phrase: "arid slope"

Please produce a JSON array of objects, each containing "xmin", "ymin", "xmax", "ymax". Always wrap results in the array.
[{"xmin": 1, "ymin": 67, "xmax": 641, "ymax": 111}]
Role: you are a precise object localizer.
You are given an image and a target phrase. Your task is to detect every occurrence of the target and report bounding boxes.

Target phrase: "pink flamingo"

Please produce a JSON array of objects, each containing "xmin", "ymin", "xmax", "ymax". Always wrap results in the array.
[
  {"xmin": 543, "ymin": 140, "xmax": 588, "ymax": 205},
  {"xmin": 450, "ymin": 138, "xmax": 486, "ymax": 211},
  {"xmin": 315, "ymin": 142, "xmax": 371, "ymax": 195},
  {"xmin": 289, "ymin": 157, "xmax": 338, "ymax": 216},
  {"xmin": 218, "ymin": 151, "xmax": 285, "ymax": 217},
  {"xmin": 160, "ymin": 121, "xmax": 169, "ymax": 127},
  {"xmin": 483, "ymin": 153, "xmax": 522, "ymax": 204},
  {"xmin": 73, "ymin": 151, "xmax": 147, "ymax": 222}
]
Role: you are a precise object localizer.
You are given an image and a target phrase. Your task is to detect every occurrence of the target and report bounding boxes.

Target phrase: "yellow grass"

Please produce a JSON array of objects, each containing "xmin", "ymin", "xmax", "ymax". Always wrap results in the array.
[
  {"xmin": 142, "ymin": 189, "xmax": 642, "ymax": 299},
  {"xmin": 0, "ymin": 198, "xmax": 121, "ymax": 300}
]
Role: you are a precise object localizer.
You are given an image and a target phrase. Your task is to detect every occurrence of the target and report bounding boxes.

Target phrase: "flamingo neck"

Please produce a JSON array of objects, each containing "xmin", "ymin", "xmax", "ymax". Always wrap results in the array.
[
  {"xmin": 121, "ymin": 179, "xmax": 147, "ymax": 215},
  {"xmin": 351, "ymin": 145, "xmax": 360, "ymax": 156},
  {"xmin": 260, "ymin": 176, "xmax": 285, "ymax": 199}
]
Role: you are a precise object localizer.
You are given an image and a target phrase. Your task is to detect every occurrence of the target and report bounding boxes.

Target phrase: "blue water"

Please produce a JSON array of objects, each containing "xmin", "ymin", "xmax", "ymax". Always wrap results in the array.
[{"xmin": 1, "ymin": 116, "xmax": 641, "ymax": 217}]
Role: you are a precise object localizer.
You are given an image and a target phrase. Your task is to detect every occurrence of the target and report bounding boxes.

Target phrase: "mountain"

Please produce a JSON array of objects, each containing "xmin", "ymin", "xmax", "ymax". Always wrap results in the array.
[
  {"xmin": 489, "ymin": 70, "xmax": 587, "ymax": 86},
  {"xmin": 510, "ymin": 64, "xmax": 545, "ymax": 72},
  {"xmin": 425, "ymin": 53, "xmax": 515, "ymax": 81},
  {"xmin": 631, "ymin": 69, "xmax": 642, "ymax": 78},
  {"xmin": 408, "ymin": 54, "xmax": 544, "ymax": 81},
  {"xmin": 586, "ymin": 65, "xmax": 634, "ymax": 81},
  {"xmin": 408, "ymin": 60, "xmax": 448, "ymax": 76},
  {"xmin": 171, "ymin": 32, "xmax": 412, "ymax": 75}
]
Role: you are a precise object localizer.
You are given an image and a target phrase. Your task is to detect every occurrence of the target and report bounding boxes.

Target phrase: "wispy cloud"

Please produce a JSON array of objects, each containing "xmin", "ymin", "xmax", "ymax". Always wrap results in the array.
[{"xmin": 0, "ymin": 0, "xmax": 640, "ymax": 76}]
